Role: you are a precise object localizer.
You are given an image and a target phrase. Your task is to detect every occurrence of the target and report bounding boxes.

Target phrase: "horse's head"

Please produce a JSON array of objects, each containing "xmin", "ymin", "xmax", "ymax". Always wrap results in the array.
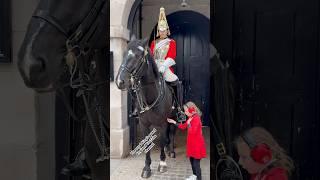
[
  {"xmin": 18, "ymin": 0, "xmax": 105, "ymax": 91},
  {"xmin": 116, "ymin": 38, "xmax": 149, "ymax": 90}
]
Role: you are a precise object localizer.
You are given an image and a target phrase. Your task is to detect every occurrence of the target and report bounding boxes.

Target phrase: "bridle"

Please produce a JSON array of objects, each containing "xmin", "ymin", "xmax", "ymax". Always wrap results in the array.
[
  {"xmin": 32, "ymin": 0, "xmax": 106, "ymax": 57},
  {"xmin": 118, "ymin": 49, "xmax": 148, "ymax": 81},
  {"xmin": 31, "ymin": 0, "xmax": 107, "ymax": 91},
  {"xmin": 116, "ymin": 47, "xmax": 166, "ymax": 114},
  {"xmin": 31, "ymin": 0, "xmax": 107, "ymax": 93},
  {"xmin": 31, "ymin": 0, "xmax": 108, "ymax": 162}
]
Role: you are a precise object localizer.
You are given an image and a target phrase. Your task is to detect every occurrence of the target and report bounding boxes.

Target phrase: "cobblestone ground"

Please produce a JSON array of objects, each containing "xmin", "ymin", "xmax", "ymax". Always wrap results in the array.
[{"xmin": 111, "ymin": 127, "xmax": 210, "ymax": 180}]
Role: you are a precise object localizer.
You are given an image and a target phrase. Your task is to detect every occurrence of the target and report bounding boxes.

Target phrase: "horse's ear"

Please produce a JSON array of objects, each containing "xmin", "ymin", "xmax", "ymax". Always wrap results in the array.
[
  {"xmin": 142, "ymin": 38, "xmax": 149, "ymax": 47},
  {"xmin": 130, "ymin": 34, "xmax": 137, "ymax": 41}
]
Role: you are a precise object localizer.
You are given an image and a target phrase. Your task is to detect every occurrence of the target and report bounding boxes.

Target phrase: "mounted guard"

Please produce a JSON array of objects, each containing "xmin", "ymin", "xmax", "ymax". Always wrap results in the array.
[{"xmin": 150, "ymin": 7, "xmax": 183, "ymax": 109}]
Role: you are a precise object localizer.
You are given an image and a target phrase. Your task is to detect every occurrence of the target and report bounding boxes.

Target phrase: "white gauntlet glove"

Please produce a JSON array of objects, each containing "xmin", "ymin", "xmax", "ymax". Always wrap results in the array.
[
  {"xmin": 159, "ymin": 65, "xmax": 166, "ymax": 73},
  {"xmin": 158, "ymin": 58, "xmax": 176, "ymax": 74}
]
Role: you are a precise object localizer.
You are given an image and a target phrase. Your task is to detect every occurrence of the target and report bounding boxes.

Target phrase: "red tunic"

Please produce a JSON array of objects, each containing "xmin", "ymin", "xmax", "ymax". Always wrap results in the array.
[
  {"xmin": 250, "ymin": 167, "xmax": 288, "ymax": 180},
  {"xmin": 177, "ymin": 114, "xmax": 207, "ymax": 159},
  {"xmin": 150, "ymin": 38, "xmax": 176, "ymax": 73}
]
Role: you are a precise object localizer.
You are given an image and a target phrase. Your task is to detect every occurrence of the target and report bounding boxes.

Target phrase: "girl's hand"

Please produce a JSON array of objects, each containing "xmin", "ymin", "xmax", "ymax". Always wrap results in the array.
[
  {"xmin": 167, "ymin": 118, "xmax": 176, "ymax": 124},
  {"xmin": 187, "ymin": 117, "xmax": 193, "ymax": 124}
]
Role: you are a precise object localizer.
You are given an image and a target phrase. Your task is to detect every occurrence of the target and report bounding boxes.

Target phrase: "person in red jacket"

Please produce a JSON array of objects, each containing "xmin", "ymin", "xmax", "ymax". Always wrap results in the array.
[
  {"xmin": 167, "ymin": 101, "xmax": 206, "ymax": 180},
  {"xmin": 235, "ymin": 127, "xmax": 294, "ymax": 180}
]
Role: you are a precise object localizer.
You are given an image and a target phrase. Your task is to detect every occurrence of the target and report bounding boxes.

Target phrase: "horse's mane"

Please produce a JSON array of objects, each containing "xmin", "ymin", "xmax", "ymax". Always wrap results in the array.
[{"xmin": 146, "ymin": 47, "xmax": 160, "ymax": 80}]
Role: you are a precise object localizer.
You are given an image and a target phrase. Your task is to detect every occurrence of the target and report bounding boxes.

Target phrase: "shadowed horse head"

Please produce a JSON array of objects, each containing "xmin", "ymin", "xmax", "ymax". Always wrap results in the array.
[
  {"xmin": 18, "ymin": 0, "xmax": 106, "ymax": 91},
  {"xmin": 116, "ymin": 38, "xmax": 178, "ymax": 178},
  {"xmin": 17, "ymin": 0, "xmax": 107, "ymax": 179}
]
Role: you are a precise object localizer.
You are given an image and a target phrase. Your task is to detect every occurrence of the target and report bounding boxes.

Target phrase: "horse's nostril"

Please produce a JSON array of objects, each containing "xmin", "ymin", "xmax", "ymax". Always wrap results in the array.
[
  {"xmin": 37, "ymin": 57, "xmax": 46, "ymax": 72},
  {"xmin": 118, "ymin": 79, "xmax": 124, "ymax": 85},
  {"xmin": 29, "ymin": 57, "xmax": 46, "ymax": 75},
  {"xmin": 116, "ymin": 78, "xmax": 126, "ymax": 89}
]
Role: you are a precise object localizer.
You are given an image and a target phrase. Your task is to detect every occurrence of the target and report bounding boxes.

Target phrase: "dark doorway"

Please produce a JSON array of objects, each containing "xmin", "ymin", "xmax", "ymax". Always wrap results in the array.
[{"xmin": 213, "ymin": 0, "xmax": 320, "ymax": 179}]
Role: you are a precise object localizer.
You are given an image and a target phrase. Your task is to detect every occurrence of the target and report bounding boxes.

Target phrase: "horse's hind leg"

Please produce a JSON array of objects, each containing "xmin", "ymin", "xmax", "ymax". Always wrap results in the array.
[
  {"xmin": 164, "ymin": 124, "xmax": 170, "ymax": 153},
  {"xmin": 141, "ymin": 125, "xmax": 152, "ymax": 178},
  {"xmin": 158, "ymin": 125, "xmax": 168, "ymax": 173},
  {"xmin": 168, "ymin": 124, "xmax": 176, "ymax": 158}
]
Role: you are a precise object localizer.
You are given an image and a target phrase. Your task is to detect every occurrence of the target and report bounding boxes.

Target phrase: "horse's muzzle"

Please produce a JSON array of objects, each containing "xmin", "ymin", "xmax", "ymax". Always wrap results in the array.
[
  {"xmin": 115, "ymin": 78, "xmax": 126, "ymax": 90},
  {"xmin": 115, "ymin": 69, "xmax": 127, "ymax": 90}
]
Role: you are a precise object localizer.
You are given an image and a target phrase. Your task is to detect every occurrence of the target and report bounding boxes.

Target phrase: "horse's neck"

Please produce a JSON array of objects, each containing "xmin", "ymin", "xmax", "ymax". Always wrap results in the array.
[
  {"xmin": 140, "ymin": 55, "xmax": 161, "ymax": 103},
  {"xmin": 141, "ymin": 52, "xmax": 159, "ymax": 84}
]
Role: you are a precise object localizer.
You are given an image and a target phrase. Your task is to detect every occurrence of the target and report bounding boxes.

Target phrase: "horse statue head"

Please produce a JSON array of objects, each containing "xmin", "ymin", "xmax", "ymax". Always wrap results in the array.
[
  {"xmin": 18, "ymin": 0, "xmax": 106, "ymax": 92},
  {"xmin": 116, "ymin": 37, "xmax": 151, "ymax": 90}
]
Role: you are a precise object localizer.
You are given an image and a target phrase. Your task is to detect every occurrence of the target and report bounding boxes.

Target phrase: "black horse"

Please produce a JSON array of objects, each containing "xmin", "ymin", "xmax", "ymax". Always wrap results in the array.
[
  {"xmin": 17, "ymin": 0, "xmax": 107, "ymax": 180},
  {"xmin": 116, "ymin": 38, "xmax": 179, "ymax": 178}
]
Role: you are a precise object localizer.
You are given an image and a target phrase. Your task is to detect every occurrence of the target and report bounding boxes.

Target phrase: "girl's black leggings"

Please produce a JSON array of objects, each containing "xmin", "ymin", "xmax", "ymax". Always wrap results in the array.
[{"xmin": 189, "ymin": 157, "xmax": 201, "ymax": 180}]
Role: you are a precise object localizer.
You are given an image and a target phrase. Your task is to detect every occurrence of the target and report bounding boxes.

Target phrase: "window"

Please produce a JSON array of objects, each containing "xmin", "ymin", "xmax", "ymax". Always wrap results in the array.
[{"xmin": 0, "ymin": 0, "xmax": 11, "ymax": 63}]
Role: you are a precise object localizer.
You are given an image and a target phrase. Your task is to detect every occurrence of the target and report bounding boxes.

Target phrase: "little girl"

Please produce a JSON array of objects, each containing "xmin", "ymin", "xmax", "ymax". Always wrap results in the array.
[
  {"xmin": 167, "ymin": 101, "xmax": 206, "ymax": 180},
  {"xmin": 235, "ymin": 127, "xmax": 294, "ymax": 180}
]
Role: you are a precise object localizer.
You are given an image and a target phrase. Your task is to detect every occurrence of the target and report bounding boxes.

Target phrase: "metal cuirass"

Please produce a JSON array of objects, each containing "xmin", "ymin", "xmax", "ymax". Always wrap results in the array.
[{"xmin": 154, "ymin": 40, "xmax": 170, "ymax": 66}]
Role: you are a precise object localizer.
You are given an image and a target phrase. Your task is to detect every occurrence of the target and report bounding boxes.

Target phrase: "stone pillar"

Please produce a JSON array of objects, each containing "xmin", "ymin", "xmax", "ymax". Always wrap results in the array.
[
  {"xmin": 110, "ymin": 25, "xmax": 131, "ymax": 158},
  {"xmin": 109, "ymin": 0, "xmax": 136, "ymax": 158}
]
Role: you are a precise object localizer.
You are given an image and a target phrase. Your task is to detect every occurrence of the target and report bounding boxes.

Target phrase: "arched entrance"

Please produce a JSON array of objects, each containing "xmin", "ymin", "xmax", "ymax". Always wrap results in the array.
[{"xmin": 126, "ymin": 3, "xmax": 211, "ymax": 151}]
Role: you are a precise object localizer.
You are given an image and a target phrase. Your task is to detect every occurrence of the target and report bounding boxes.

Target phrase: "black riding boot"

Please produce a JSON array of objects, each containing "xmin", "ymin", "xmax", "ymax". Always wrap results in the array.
[
  {"xmin": 167, "ymin": 79, "xmax": 178, "ymax": 96},
  {"xmin": 167, "ymin": 80, "xmax": 183, "ymax": 107},
  {"xmin": 61, "ymin": 147, "xmax": 91, "ymax": 179},
  {"xmin": 167, "ymin": 80, "xmax": 186, "ymax": 122}
]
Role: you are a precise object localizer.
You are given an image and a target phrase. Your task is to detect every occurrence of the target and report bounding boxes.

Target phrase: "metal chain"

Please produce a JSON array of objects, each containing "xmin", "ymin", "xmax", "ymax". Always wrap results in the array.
[
  {"xmin": 81, "ymin": 91, "xmax": 107, "ymax": 162},
  {"xmin": 94, "ymin": 97, "xmax": 108, "ymax": 150},
  {"xmin": 66, "ymin": 53, "xmax": 108, "ymax": 162}
]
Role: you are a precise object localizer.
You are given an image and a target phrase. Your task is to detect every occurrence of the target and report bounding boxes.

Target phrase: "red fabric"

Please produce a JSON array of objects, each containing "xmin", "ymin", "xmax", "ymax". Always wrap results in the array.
[
  {"xmin": 177, "ymin": 114, "xmax": 206, "ymax": 159},
  {"xmin": 251, "ymin": 144, "xmax": 272, "ymax": 164},
  {"xmin": 150, "ymin": 39, "xmax": 176, "ymax": 73},
  {"xmin": 188, "ymin": 107, "xmax": 196, "ymax": 114},
  {"xmin": 250, "ymin": 167, "xmax": 288, "ymax": 180}
]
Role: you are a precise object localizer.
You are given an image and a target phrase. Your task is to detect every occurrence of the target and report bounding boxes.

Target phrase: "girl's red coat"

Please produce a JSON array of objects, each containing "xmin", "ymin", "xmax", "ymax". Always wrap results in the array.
[{"xmin": 177, "ymin": 114, "xmax": 207, "ymax": 159}]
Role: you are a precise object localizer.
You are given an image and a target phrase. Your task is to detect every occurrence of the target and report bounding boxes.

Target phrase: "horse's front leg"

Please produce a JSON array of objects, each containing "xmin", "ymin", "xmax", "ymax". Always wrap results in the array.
[
  {"xmin": 168, "ymin": 123, "xmax": 176, "ymax": 158},
  {"xmin": 158, "ymin": 124, "xmax": 168, "ymax": 173},
  {"xmin": 141, "ymin": 125, "xmax": 152, "ymax": 178}
]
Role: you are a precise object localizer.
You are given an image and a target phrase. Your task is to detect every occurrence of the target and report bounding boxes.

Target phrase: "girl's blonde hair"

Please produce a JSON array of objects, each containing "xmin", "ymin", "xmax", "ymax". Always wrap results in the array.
[
  {"xmin": 235, "ymin": 127, "xmax": 294, "ymax": 175},
  {"xmin": 184, "ymin": 101, "xmax": 202, "ymax": 116}
]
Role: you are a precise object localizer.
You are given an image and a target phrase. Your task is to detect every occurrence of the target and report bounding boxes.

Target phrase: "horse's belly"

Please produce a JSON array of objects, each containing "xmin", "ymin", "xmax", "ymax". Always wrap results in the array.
[{"xmin": 140, "ymin": 112, "xmax": 168, "ymax": 127}]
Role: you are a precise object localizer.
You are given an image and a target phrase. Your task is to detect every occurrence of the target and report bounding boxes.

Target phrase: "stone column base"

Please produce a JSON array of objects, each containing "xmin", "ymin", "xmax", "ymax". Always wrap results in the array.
[{"xmin": 110, "ymin": 126, "xmax": 130, "ymax": 158}]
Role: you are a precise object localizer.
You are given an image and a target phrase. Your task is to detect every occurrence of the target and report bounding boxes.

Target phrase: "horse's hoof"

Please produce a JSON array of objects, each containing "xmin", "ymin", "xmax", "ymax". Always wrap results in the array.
[
  {"xmin": 170, "ymin": 152, "xmax": 176, "ymax": 158},
  {"xmin": 164, "ymin": 146, "xmax": 170, "ymax": 153},
  {"xmin": 141, "ymin": 170, "xmax": 151, "ymax": 178},
  {"xmin": 166, "ymin": 151, "xmax": 171, "ymax": 157},
  {"xmin": 158, "ymin": 165, "xmax": 167, "ymax": 173}
]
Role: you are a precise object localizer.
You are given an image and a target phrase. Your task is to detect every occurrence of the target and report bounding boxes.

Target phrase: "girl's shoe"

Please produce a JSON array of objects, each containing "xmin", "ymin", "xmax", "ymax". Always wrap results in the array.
[{"xmin": 185, "ymin": 174, "xmax": 197, "ymax": 180}]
